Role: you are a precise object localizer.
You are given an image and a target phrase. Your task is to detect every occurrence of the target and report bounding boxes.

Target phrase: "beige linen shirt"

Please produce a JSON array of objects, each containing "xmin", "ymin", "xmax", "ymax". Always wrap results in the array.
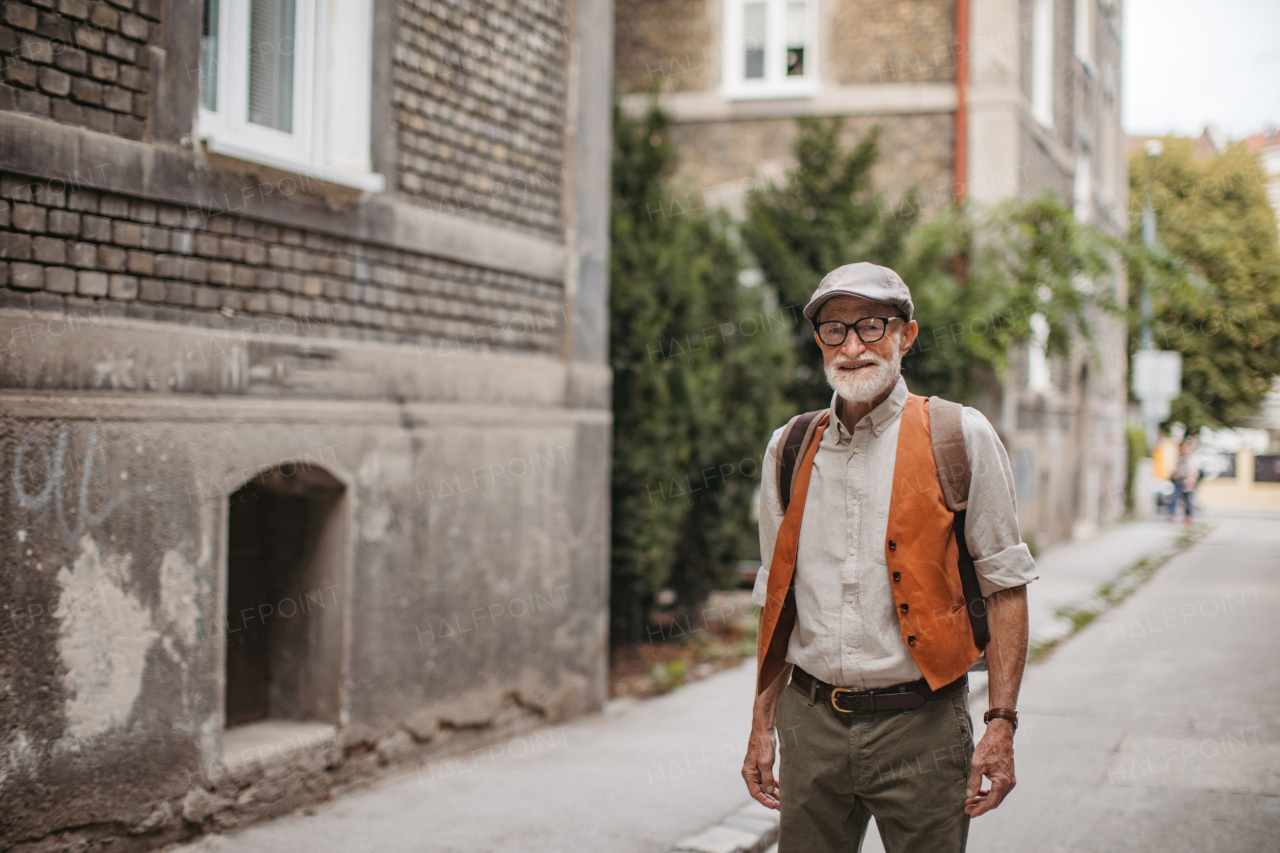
[{"xmin": 751, "ymin": 378, "xmax": 1038, "ymax": 689}]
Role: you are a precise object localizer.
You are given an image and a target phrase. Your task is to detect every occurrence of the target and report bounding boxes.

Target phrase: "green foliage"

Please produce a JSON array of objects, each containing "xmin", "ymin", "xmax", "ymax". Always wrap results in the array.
[
  {"xmin": 1127, "ymin": 138, "xmax": 1280, "ymax": 429},
  {"xmin": 895, "ymin": 195, "xmax": 1116, "ymax": 400},
  {"xmin": 609, "ymin": 104, "xmax": 793, "ymax": 644},
  {"xmin": 740, "ymin": 118, "xmax": 901, "ymax": 411},
  {"xmin": 742, "ymin": 117, "xmax": 1116, "ymax": 410}
]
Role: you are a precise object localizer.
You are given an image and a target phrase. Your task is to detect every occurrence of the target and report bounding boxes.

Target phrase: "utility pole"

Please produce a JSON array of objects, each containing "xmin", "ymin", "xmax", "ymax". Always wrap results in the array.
[{"xmin": 1133, "ymin": 139, "xmax": 1180, "ymax": 451}]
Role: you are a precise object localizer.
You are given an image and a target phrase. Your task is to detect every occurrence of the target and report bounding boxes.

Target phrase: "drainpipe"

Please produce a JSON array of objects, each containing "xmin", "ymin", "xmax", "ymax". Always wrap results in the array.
[{"xmin": 954, "ymin": 0, "xmax": 969, "ymax": 203}]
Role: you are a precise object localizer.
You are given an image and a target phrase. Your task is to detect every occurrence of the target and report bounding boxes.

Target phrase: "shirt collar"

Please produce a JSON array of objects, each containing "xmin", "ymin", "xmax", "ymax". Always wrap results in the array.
[{"xmin": 829, "ymin": 377, "xmax": 909, "ymax": 442}]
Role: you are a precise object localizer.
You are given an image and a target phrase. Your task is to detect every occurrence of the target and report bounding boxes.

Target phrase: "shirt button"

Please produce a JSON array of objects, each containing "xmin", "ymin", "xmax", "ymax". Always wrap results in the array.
[
  {"xmin": 853, "ymin": 448, "xmax": 861, "ymax": 454},
  {"xmin": 845, "ymin": 595, "xmax": 854, "ymax": 604},
  {"xmin": 892, "ymin": 572, "xmax": 901, "ymax": 581},
  {"xmin": 845, "ymin": 646, "xmax": 853, "ymax": 654},
  {"xmin": 900, "ymin": 603, "xmax": 909, "ymax": 613}
]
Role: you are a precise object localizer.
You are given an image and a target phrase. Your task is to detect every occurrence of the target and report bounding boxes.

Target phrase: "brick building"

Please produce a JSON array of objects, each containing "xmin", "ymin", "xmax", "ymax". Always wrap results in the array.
[
  {"xmin": 615, "ymin": 0, "xmax": 1130, "ymax": 543},
  {"xmin": 0, "ymin": 0, "xmax": 612, "ymax": 848}
]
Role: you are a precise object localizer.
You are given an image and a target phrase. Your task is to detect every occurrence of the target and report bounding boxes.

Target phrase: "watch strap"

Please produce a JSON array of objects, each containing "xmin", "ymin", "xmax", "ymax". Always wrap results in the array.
[{"xmin": 984, "ymin": 707, "xmax": 1019, "ymax": 730}]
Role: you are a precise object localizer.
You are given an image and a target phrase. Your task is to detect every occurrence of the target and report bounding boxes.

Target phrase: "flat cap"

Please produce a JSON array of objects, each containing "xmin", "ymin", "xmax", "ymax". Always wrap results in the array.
[{"xmin": 803, "ymin": 262, "xmax": 914, "ymax": 323}]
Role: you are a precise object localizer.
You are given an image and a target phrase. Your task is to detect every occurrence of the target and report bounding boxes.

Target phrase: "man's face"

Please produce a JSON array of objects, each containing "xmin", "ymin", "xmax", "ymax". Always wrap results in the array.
[{"xmin": 815, "ymin": 296, "xmax": 919, "ymax": 405}]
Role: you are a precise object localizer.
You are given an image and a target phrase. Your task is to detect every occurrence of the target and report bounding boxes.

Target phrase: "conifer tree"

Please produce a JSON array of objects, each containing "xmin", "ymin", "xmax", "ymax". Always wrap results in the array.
[{"xmin": 609, "ymin": 105, "xmax": 792, "ymax": 644}]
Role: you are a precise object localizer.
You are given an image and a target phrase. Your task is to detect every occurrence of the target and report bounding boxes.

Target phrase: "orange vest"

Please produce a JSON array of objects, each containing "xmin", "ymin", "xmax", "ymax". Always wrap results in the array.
[{"xmin": 756, "ymin": 394, "xmax": 981, "ymax": 693}]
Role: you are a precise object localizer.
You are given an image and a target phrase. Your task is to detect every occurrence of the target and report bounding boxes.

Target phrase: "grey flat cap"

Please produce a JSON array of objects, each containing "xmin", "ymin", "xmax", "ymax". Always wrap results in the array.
[{"xmin": 803, "ymin": 262, "xmax": 914, "ymax": 323}]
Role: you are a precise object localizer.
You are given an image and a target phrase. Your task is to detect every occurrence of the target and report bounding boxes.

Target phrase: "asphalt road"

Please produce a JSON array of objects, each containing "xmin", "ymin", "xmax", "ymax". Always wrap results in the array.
[{"xmin": 965, "ymin": 514, "xmax": 1280, "ymax": 852}]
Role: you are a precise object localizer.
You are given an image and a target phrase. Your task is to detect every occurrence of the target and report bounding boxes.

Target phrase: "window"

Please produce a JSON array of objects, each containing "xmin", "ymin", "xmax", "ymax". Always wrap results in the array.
[
  {"xmin": 198, "ymin": 0, "xmax": 384, "ymax": 192},
  {"xmin": 1073, "ymin": 150, "xmax": 1091, "ymax": 222},
  {"xmin": 722, "ymin": 0, "xmax": 817, "ymax": 99},
  {"xmin": 1073, "ymin": 0, "xmax": 1093, "ymax": 67},
  {"xmin": 1027, "ymin": 312, "xmax": 1051, "ymax": 395},
  {"xmin": 1031, "ymin": 0, "xmax": 1054, "ymax": 129}
]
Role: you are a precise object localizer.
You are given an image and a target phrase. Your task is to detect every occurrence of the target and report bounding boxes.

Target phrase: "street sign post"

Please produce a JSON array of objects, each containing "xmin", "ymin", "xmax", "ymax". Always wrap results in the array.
[{"xmin": 1133, "ymin": 350, "xmax": 1182, "ymax": 447}]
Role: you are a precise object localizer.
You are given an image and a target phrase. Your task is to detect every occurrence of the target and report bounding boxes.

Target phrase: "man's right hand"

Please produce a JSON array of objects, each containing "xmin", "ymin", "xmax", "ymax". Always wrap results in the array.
[
  {"xmin": 742, "ymin": 665, "xmax": 790, "ymax": 810},
  {"xmin": 742, "ymin": 721, "xmax": 780, "ymax": 809}
]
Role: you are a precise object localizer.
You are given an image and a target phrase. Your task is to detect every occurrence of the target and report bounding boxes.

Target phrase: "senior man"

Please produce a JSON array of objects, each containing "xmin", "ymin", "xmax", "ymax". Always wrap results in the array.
[{"xmin": 742, "ymin": 263, "xmax": 1036, "ymax": 852}]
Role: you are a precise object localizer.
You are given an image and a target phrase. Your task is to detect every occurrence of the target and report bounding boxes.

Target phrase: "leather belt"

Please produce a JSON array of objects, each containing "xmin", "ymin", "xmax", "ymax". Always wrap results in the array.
[{"xmin": 791, "ymin": 667, "xmax": 967, "ymax": 714}]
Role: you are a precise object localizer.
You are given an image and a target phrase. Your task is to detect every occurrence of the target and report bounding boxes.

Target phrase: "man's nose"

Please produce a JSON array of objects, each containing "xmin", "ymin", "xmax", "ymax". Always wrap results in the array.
[{"xmin": 839, "ymin": 332, "xmax": 867, "ymax": 357}]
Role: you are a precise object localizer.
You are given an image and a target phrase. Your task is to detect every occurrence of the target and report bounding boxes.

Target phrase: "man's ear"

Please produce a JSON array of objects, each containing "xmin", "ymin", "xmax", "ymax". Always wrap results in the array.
[{"xmin": 901, "ymin": 319, "xmax": 919, "ymax": 352}]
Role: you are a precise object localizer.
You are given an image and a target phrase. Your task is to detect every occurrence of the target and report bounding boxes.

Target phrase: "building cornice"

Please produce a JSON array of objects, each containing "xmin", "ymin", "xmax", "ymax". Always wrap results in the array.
[{"xmin": 619, "ymin": 82, "xmax": 957, "ymax": 124}]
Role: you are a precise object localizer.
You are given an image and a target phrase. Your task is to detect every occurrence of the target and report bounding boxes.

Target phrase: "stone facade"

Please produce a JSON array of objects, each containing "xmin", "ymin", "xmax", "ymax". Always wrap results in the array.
[{"xmin": 0, "ymin": 0, "xmax": 613, "ymax": 849}]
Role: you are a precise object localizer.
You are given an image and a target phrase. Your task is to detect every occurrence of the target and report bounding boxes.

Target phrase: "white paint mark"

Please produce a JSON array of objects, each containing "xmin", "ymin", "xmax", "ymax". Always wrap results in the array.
[
  {"xmin": 361, "ymin": 504, "xmax": 391, "ymax": 542},
  {"xmin": 159, "ymin": 549, "xmax": 200, "ymax": 646},
  {"xmin": 57, "ymin": 536, "xmax": 158, "ymax": 739}
]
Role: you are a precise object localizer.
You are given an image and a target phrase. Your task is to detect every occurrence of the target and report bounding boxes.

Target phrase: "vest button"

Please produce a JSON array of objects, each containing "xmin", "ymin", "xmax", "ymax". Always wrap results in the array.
[
  {"xmin": 888, "ymin": 540, "xmax": 897, "ymax": 550},
  {"xmin": 900, "ymin": 603, "xmax": 909, "ymax": 613},
  {"xmin": 892, "ymin": 572, "xmax": 901, "ymax": 581},
  {"xmin": 907, "ymin": 635, "xmax": 916, "ymax": 645}
]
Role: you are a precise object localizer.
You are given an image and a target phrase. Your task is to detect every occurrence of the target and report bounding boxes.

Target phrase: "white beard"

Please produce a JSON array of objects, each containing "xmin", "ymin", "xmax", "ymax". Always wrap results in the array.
[{"xmin": 824, "ymin": 339, "xmax": 902, "ymax": 405}]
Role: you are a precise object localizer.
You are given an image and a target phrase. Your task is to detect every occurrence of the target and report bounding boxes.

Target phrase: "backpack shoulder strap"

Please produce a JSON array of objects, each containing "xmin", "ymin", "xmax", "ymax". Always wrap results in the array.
[
  {"xmin": 927, "ymin": 396, "xmax": 990, "ymax": 649},
  {"xmin": 777, "ymin": 409, "xmax": 827, "ymax": 513},
  {"xmin": 928, "ymin": 396, "xmax": 969, "ymax": 512}
]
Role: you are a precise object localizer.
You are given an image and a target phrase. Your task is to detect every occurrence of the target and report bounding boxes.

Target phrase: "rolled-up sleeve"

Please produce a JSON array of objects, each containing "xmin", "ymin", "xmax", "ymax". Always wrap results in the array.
[
  {"xmin": 960, "ymin": 408, "xmax": 1039, "ymax": 597},
  {"xmin": 751, "ymin": 426, "xmax": 788, "ymax": 608}
]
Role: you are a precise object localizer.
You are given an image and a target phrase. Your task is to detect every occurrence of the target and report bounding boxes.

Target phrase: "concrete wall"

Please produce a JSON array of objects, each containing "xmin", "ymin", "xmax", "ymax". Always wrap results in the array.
[{"xmin": 0, "ymin": 0, "xmax": 614, "ymax": 848}]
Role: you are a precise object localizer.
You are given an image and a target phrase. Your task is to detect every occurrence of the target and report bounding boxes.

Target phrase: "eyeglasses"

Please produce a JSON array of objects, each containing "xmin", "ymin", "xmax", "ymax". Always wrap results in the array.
[{"xmin": 815, "ymin": 317, "xmax": 898, "ymax": 347}]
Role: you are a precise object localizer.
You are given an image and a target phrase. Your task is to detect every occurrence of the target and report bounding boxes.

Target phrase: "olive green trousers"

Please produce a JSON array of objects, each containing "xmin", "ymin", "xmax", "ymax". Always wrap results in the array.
[{"xmin": 776, "ymin": 678, "xmax": 974, "ymax": 853}]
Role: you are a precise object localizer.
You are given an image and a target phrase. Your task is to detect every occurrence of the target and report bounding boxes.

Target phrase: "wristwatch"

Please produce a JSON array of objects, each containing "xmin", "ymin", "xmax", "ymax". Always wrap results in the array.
[{"xmin": 983, "ymin": 708, "xmax": 1018, "ymax": 730}]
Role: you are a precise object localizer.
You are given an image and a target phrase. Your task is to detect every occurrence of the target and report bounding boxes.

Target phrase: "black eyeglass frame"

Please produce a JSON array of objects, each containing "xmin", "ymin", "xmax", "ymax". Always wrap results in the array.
[{"xmin": 814, "ymin": 316, "xmax": 902, "ymax": 347}]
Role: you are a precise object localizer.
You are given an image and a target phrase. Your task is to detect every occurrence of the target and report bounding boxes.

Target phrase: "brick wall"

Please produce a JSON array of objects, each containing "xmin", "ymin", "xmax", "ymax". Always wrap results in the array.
[
  {"xmin": 667, "ymin": 113, "xmax": 954, "ymax": 218},
  {"xmin": 0, "ymin": 0, "xmax": 161, "ymax": 141},
  {"xmin": 0, "ymin": 173, "xmax": 565, "ymax": 354},
  {"xmin": 830, "ymin": 0, "xmax": 956, "ymax": 84},
  {"xmin": 392, "ymin": 0, "xmax": 567, "ymax": 238},
  {"xmin": 614, "ymin": 0, "xmax": 712, "ymax": 94}
]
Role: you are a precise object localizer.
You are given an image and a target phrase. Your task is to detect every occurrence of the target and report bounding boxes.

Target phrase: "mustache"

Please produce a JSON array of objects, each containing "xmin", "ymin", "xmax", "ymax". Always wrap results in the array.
[{"xmin": 830, "ymin": 353, "xmax": 885, "ymax": 367}]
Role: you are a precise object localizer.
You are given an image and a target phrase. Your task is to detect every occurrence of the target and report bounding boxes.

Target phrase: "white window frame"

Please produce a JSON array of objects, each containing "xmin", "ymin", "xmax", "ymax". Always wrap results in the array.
[
  {"xmin": 721, "ymin": 0, "xmax": 818, "ymax": 101},
  {"xmin": 1073, "ymin": 150, "xmax": 1091, "ymax": 222},
  {"xmin": 1073, "ymin": 0, "xmax": 1094, "ymax": 69},
  {"xmin": 1027, "ymin": 312, "xmax": 1052, "ymax": 395},
  {"xmin": 198, "ymin": 0, "xmax": 384, "ymax": 193},
  {"xmin": 1030, "ymin": 0, "xmax": 1054, "ymax": 129}
]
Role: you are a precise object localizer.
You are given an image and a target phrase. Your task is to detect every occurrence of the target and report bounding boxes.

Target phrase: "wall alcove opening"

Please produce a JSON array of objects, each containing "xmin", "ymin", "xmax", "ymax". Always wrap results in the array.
[{"xmin": 225, "ymin": 464, "xmax": 346, "ymax": 730}]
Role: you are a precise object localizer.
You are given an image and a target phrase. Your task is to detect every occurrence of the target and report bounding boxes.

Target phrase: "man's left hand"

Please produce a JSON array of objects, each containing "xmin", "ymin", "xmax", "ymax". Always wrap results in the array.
[{"xmin": 964, "ymin": 720, "xmax": 1015, "ymax": 817}]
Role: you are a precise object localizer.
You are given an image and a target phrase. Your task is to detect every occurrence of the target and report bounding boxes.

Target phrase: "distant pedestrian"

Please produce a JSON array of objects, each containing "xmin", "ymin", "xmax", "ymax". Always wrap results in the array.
[
  {"xmin": 743, "ymin": 264, "xmax": 1036, "ymax": 852},
  {"xmin": 1167, "ymin": 439, "xmax": 1203, "ymax": 524}
]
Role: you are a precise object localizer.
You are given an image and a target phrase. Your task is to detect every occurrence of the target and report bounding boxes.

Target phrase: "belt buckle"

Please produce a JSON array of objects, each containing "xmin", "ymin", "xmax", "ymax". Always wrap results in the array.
[{"xmin": 830, "ymin": 687, "xmax": 853, "ymax": 713}]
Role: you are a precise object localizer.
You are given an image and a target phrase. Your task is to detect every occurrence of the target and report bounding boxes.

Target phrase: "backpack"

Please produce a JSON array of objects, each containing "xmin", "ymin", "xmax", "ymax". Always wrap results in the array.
[{"xmin": 776, "ymin": 397, "xmax": 991, "ymax": 651}]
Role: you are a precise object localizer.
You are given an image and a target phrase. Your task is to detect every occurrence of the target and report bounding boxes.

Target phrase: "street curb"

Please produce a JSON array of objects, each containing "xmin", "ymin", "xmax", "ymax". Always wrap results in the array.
[{"xmin": 670, "ymin": 800, "xmax": 779, "ymax": 853}]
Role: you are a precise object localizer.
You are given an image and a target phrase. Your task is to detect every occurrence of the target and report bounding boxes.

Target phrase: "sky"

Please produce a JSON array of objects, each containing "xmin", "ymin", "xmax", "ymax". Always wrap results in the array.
[{"xmin": 1123, "ymin": 0, "xmax": 1280, "ymax": 139}]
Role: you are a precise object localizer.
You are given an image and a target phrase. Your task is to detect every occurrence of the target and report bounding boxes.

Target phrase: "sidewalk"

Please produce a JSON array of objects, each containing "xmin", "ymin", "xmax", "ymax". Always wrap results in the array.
[{"xmin": 166, "ymin": 521, "xmax": 1189, "ymax": 853}]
